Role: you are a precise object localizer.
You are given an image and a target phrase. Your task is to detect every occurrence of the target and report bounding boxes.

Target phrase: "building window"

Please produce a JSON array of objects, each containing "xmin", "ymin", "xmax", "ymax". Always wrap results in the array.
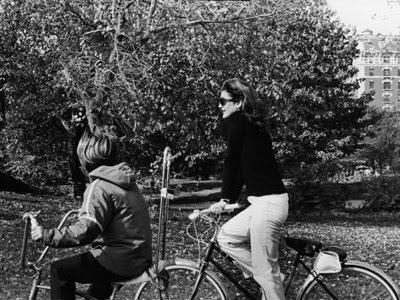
[
  {"xmin": 384, "ymin": 82, "xmax": 391, "ymax": 90},
  {"xmin": 369, "ymin": 68, "xmax": 374, "ymax": 76},
  {"xmin": 383, "ymin": 95, "xmax": 391, "ymax": 102},
  {"xmin": 383, "ymin": 54, "xmax": 390, "ymax": 63},
  {"xmin": 398, "ymin": 81, "xmax": 400, "ymax": 90},
  {"xmin": 398, "ymin": 69, "xmax": 400, "ymax": 76},
  {"xmin": 364, "ymin": 53, "xmax": 373, "ymax": 63},
  {"xmin": 383, "ymin": 69, "xmax": 391, "ymax": 76},
  {"xmin": 397, "ymin": 56, "xmax": 400, "ymax": 64},
  {"xmin": 369, "ymin": 81, "xmax": 374, "ymax": 89}
]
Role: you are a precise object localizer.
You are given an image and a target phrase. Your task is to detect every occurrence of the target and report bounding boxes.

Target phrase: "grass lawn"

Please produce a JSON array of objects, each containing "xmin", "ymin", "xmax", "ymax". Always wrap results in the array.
[{"xmin": 1, "ymin": 191, "xmax": 400, "ymax": 299}]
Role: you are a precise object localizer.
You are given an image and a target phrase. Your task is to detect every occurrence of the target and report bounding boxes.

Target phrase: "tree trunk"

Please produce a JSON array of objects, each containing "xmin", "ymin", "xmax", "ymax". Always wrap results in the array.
[
  {"xmin": 60, "ymin": 103, "xmax": 89, "ymax": 198},
  {"xmin": 0, "ymin": 82, "xmax": 7, "ymax": 170},
  {"xmin": 0, "ymin": 88, "xmax": 5, "ymax": 131},
  {"xmin": 83, "ymin": 97, "xmax": 95, "ymax": 132}
]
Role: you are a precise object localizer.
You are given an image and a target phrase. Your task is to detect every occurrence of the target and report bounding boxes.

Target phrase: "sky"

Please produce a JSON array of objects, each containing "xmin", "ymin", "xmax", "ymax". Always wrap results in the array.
[{"xmin": 326, "ymin": 0, "xmax": 400, "ymax": 35}]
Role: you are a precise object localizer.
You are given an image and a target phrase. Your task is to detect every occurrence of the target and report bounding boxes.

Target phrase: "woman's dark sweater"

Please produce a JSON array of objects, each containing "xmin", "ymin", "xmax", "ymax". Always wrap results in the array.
[{"xmin": 221, "ymin": 111, "xmax": 286, "ymax": 202}]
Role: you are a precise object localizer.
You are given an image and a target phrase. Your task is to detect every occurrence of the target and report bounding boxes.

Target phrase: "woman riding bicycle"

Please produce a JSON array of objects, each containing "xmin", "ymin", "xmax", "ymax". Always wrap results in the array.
[
  {"xmin": 208, "ymin": 77, "xmax": 289, "ymax": 300},
  {"xmin": 30, "ymin": 126, "xmax": 152, "ymax": 300}
]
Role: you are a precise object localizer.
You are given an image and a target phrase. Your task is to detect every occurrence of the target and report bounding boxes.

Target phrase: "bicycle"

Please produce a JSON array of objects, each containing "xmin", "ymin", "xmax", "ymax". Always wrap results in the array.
[
  {"xmin": 134, "ymin": 205, "xmax": 400, "ymax": 300},
  {"xmin": 21, "ymin": 209, "xmax": 168, "ymax": 300}
]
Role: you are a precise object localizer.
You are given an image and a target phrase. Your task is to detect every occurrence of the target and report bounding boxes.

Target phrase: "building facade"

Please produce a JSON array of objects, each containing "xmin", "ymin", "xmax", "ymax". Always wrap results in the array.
[{"xmin": 354, "ymin": 30, "xmax": 400, "ymax": 110}]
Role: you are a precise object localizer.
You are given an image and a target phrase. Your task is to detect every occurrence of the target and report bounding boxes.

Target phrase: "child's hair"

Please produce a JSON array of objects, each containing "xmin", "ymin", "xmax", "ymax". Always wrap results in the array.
[{"xmin": 77, "ymin": 126, "xmax": 119, "ymax": 173}]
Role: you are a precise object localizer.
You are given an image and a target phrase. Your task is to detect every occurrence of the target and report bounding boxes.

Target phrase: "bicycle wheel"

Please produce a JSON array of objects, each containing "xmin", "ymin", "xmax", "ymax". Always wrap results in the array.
[
  {"xmin": 299, "ymin": 260, "xmax": 400, "ymax": 300},
  {"xmin": 134, "ymin": 263, "xmax": 229, "ymax": 300}
]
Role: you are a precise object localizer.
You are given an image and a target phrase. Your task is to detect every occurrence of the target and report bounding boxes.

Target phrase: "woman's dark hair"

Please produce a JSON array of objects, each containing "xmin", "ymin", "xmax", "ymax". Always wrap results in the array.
[
  {"xmin": 77, "ymin": 126, "xmax": 119, "ymax": 173},
  {"xmin": 221, "ymin": 78, "xmax": 266, "ymax": 126}
]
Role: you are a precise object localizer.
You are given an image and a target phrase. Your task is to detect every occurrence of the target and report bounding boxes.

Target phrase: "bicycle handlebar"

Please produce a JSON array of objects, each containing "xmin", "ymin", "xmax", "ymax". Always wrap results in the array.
[
  {"xmin": 21, "ymin": 213, "xmax": 38, "ymax": 268},
  {"xmin": 23, "ymin": 213, "xmax": 39, "ymax": 227},
  {"xmin": 20, "ymin": 209, "xmax": 80, "ymax": 269},
  {"xmin": 188, "ymin": 203, "xmax": 240, "ymax": 221}
]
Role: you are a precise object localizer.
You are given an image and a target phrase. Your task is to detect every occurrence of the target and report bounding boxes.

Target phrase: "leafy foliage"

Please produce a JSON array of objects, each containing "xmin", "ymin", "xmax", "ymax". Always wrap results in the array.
[
  {"xmin": 0, "ymin": 0, "xmax": 371, "ymax": 185},
  {"xmin": 356, "ymin": 110, "xmax": 400, "ymax": 174},
  {"xmin": 362, "ymin": 175, "xmax": 400, "ymax": 210},
  {"xmin": 0, "ymin": 0, "xmax": 73, "ymax": 185}
]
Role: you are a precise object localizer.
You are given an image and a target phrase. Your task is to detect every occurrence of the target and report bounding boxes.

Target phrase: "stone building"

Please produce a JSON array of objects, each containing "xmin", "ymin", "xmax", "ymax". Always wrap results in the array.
[{"xmin": 354, "ymin": 29, "xmax": 400, "ymax": 110}]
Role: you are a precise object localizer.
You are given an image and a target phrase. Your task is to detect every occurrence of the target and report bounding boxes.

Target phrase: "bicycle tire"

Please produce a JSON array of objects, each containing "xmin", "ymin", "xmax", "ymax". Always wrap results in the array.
[
  {"xmin": 298, "ymin": 260, "xmax": 400, "ymax": 300},
  {"xmin": 134, "ymin": 261, "xmax": 229, "ymax": 300}
]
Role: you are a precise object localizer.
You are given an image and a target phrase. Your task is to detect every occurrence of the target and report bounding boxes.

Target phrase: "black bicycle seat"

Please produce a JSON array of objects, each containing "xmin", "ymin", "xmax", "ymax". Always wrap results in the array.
[{"xmin": 285, "ymin": 237, "xmax": 323, "ymax": 257}]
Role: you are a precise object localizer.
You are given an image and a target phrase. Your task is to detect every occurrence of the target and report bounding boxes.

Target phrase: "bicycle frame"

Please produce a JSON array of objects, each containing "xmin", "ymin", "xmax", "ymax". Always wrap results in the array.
[
  {"xmin": 194, "ymin": 239, "xmax": 257, "ymax": 299},
  {"xmin": 21, "ymin": 209, "xmax": 80, "ymax": 300},
  {"xmin": 187, "ymin": 218, "xmax": 339, "ymax": 300}
]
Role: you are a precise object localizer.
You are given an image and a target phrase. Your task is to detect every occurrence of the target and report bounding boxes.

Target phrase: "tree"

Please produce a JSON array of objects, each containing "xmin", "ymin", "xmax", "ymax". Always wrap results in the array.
[
  {"xmin": 0, "ymin": 0, "xmax": 73, "ymax": 185},
  {"xmin": 0, "ymin": 0, "xmax": 371, "ymax": 185},
  {"xmin": 56, "ymin": 0, "xmax": 311, "ymax": 175},
  {"xmin": 246, "ymin": 5, "xmax": 372, "ymax": 177},
  {"xmin": 357, "ymin": 109, "xmax": 400, "ymax": 174}
]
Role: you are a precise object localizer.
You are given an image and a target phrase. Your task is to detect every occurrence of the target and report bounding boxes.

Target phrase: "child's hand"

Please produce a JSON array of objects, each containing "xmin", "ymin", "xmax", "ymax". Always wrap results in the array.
[{"xmin": 31, "ymin": 218, "xmax": 44, "ymax": 241}]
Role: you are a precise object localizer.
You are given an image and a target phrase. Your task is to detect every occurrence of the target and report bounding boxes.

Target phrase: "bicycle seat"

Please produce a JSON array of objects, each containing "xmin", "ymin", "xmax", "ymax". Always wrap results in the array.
[
  {"xmin": 112, "ymin": 260, "xmax": 167, "ymax": 287},
  {"xmin": 285, "ymin": 237, "xmax": 323, "ymax": 257}
]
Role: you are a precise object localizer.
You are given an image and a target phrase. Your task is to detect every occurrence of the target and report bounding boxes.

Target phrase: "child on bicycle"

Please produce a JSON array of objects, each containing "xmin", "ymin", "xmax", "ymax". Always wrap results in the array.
[
  {"xmin": 208, "ymin": 78, "xmax": 289, "ymax": 300},
  {"xmin": 31, "ymin": 126, "xmax": 152, "ymax": 300}
]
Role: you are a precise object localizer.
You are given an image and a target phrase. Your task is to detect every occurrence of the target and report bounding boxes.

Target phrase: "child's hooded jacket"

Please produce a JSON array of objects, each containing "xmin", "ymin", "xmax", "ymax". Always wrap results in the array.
[{"xmin": 43, "ymin": 162, "xmax": 152, "ymax": 278}]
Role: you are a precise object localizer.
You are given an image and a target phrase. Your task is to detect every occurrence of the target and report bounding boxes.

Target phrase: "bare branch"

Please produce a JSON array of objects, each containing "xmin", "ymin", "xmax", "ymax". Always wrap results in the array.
[
  {"xmin": 84, "ymin": 28, "xmax": 114, "ymax": 36},
  {"xmin": 65, "ymin": 2, "xmax": 97, "ymax": 29},
  {"xmin": 148, "ymin": 12, "xmax": 277, "ymax": 37},
  {"xmin": 125, "ymin": 0, "xmax": 151, "ymax": 9},
  {"xmin": 145, "ymin": 0, "xmax": 158, "ymax": 35}
]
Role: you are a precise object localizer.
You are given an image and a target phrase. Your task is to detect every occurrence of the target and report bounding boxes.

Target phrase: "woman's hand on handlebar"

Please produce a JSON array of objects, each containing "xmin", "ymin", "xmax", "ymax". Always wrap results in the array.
[
  {"xmin": 189, "ymin": 202, "xmax": 240, "ymax": 221},
  {"xmin": 208, "ymin": 199, "xmax": 229, "ymax": 214}
]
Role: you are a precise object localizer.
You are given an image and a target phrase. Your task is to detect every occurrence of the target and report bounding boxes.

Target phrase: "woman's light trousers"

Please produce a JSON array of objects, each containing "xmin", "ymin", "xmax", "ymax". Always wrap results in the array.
[{"xmin": 217, "ymin": 193, "xmax": 289, "ymax": 300}]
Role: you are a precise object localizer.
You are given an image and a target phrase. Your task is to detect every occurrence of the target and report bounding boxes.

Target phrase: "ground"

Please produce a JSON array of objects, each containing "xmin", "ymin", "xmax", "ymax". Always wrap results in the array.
[{"xmin": 1, "ymin": 191, "xmax": 400, "ymax": 299}]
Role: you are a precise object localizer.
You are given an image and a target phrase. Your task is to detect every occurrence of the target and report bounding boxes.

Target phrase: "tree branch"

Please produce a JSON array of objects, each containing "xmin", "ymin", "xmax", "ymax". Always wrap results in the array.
[
  {"xmin": 144, "ymin": 0, "xmax": 158, "ymax": 39},
  {"xmin": 65, "ymin": 2, "xmax": 97, "ymax": 29},
  {"xmin": 147, "ymin": 13, "xmax": 277, "ymax": 37}
]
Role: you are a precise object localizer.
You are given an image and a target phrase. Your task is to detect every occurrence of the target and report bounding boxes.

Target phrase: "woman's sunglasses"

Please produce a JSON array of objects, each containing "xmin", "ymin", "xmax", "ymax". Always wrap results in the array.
[{"xmin": 218, "ymin": 98, "xmax": 234, "ymax": 106}]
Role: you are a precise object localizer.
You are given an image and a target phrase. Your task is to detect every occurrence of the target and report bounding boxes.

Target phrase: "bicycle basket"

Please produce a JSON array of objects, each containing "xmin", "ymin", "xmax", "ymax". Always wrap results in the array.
[{"xmin": 313, "ymin": 250, "xmax": 342, "ymax": 274}]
